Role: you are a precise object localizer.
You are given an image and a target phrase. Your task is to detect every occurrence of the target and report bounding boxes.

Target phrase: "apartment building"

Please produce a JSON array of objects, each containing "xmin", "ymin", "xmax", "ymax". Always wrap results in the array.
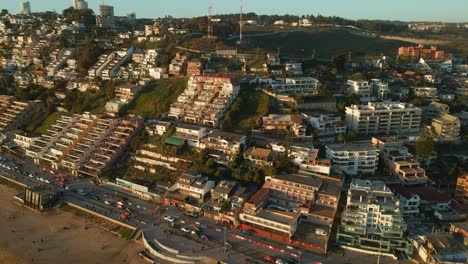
[
  {"xmin": 127, "ymin": 49, "xmax": 159, "ymax": 79},
  {"xmin": 0, "ymin": 95, "xmax": 43, "ymax": 132},
  {"xmin": 145, "ymin": 120, "xmax": 171, "ymax": 136},
  {"xmin": 172, "ymin": 124, "xmax": 209, "ymax": 148},
  {"xmin": 325, "ymin": 141, "xmax": 379, "ymax": 175},
  {"xmin": 430, "ymin": 113, "xmax": 461, "ymax": 142},
  {"xmin": 307, "ymin": 114, "xmax": 346, "ymax": 139},
  {"xmin": 165, "ymin": 171, "xmax": 215, "ymax": 209},
  {"xmin": 284, "ymin": 62, "xmax": 303, "ymax": 75},
  {"xmin": 200, "ymin": 130, "xmax": 246, "ymax": 162},
  {"xmin": 262, "ymin": 114, "xmax": 306, "ymax": 137},
  {"xmin": 243, "ymin": 147, "xmax": 274, "ymax": 167},
  {"xmin": 168, "ymin": 76, "xmax": 240, "ymax": 128},
  {"xmin": 88, "ymin": 47, "xmax": 135, "ymax": 79},
  {"xmin": 239, "ymin": 174, "xmax": 341, "ymax": 254},
  {"xmin": 347, "ymin": 80, "xmax": 372, "ymax": 102},
  {"xmin": 398, "ymin": 44, "xmax": 445, "ymax": 60},
  {"xmin": 394, "ymin": 187, "xmax": 450, "ymax": 217},
  {"xmin": 134, "ymin": 144, "xmax": 191, "ymax": 173},
  {"xmin": 269, "ymin": 77, "xmax": 319, "ymax": 95},
  {"xmin": 144, "ymin": 24, "xmax": 160, "ymax": 36},
  {"xmin": 169, "ymin": 52, "xmax": 189, "ymax": 77},
  {"xmin": 346, "ymin": 102, "xmax": 422, "ymax": 135},
  {"xmin": 46, "ymin": 48, "xmax": 75, "ymax": 76},
  {"xmin": 421, "ymin": 102, "xmax": 449, "ymax": 124},
  {"xmin": 413, "ymin": 87, "xmax": 438, "ymax": 100},
  {"xmin": 370, "ymin": 80, "xmax": 389, "ymax": 100},
  {"xmin": 372, "ymin": 137, "xmax": 428, "ymax": 186},
  {"xmin": 337, "ymin": 179, "xmax": 412, "ymax": 256},
  {"xmin": 455, "ymin": 174, "xmax": 468, "ymax": 204},
  {"xmin": 186, "ymin": 58, "xmax": 203, "ymax": 76}
]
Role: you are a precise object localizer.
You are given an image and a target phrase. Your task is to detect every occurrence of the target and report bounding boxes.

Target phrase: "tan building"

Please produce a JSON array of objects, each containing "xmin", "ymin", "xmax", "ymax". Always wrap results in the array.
[
  {"xmin": 431, "ymin": 113, "xmax": 461, "ymax": 142},
  {"xmin": 239, "ymin": 174, "xmax": 341, "ymax": 254},
  {"xmin": 243, "ymin": 147, "xmax": 274, "ymax": 166},
  {"xmin": 262, "ymin": 114, "xmax": 306, "ymax": 137},
  {"xmin": 186, "ymin": 58, "xmax": 203, "ymax": 76},
  {"xmin": 421, "ymin": 102, "xmax": 449, "ymax": 124},
  {"xmin": 398, "ymin": 44, "xmax": 445, "ymax": 60},
  {"xmin": 372, "ymin": 136, "xmax": 428, "ymax": 186},
  {"xmin": 455, "ymin": 174, "xmax": 468, "ymax": 204},
  {"xmin": 0, "ymin": 95, "xmax": 43, "ymax": 132}
]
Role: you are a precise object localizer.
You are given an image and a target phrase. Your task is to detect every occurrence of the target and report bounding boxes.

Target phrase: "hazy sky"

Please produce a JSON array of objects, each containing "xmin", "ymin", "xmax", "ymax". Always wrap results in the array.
[{"xmin": 5, "ymin": 0, "xmax": 468, "ymax": 22}]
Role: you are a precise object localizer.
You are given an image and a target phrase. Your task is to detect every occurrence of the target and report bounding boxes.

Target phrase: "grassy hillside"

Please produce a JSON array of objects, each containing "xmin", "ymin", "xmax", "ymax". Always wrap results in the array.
[
  {"xmin": 30, "ymin": 111, "xmax": 65, "ymax": 134},
  {"xmin": 247, "ymin": 28, "xmax": 412, "ymax": 59},
  {"xmin": 222, "ymin": 87, "xmax": 272, "ymax": 134},
  {"xmin": 126, "ymin": 78, "xmax": 187, "ymax": 118}
]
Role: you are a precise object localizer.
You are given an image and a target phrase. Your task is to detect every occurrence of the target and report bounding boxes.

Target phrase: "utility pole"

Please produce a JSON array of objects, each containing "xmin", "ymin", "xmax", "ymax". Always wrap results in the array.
[{"xmin": 223, "ymin": 226, "xmax": 227, "ymax": 253}]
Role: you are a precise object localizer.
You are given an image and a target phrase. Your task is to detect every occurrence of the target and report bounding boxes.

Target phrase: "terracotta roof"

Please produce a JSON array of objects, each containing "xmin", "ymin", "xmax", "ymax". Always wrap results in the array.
[
  {"xmin": 246, "ymin": 188, "xmax": 270, "ymax": 207},
  {"xmin": 244, "ymin": 147, "xmax": 272, "ymax": 159}
]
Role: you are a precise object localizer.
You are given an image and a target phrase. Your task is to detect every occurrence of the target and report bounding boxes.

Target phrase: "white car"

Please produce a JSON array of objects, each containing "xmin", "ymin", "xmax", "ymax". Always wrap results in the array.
[
  {"xmin": 104, "ymin": 200, "xmax": 111, "ymax": 205},
  {"xmin": 164, "ymin": 216, "xmax": 176, "ymax": 223},
  {"xmin": 45, "ymin": 179, "xmax": 50, "ymax": 184},
  {"xmin": 180, "ymin": 227, "xmax": 191, "ymax": 233},
  {"xmin": 117, "ymin": 201, "xmax": 124, "ymax": 206}
]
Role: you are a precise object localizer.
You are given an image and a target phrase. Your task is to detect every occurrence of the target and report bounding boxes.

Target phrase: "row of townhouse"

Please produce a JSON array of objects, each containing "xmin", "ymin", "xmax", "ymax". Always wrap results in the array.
[
  {"xmin": 169, "ymin": 52, "xmax": 189, "ymax": 77},
  {"xmin": 261, "ymin": 114, "xmax": 306, "ymax": 137},
  {"xmin": 46, "ymin": 48, "xmax": 75, "ymax": 76},
  {"xmin": 168, "ymin": 76, "xmax": 240, "ymax": 128},
  {"xmin": 0, "ymin": 95, "xmax": 43, "ymax": 132},
  {"xmin": 125, "ymin": 49, "xmax": 164, "ymax": 79},
  {"xmin": 88, "ymin": 47, "xmax": 135, "ymax": 80},
  {"xmin": 25, "ymin": 112, "xmax": 142, "ymax": 176}
]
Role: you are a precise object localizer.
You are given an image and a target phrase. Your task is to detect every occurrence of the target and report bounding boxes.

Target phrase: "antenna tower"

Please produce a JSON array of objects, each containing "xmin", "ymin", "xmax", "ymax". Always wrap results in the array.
[{"xmin": 208, "ymin": 0, "xmax": 213, "ymax": 38}]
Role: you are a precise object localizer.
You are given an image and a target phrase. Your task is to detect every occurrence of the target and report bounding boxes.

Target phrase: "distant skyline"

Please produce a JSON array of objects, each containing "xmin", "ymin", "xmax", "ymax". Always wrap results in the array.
[{"xmin": 4, "ymin": 0, "xmax": 468, "ymax": 23}]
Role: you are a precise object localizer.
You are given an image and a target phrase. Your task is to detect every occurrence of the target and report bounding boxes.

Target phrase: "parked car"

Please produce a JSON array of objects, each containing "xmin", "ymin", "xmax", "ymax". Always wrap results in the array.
[
  {"xmin": 180, "ymin": 227, "xmax": 191, "ymax": 233},
  {"xmin": 241, "ymin": 229, "xmax": 254, "ymax": 236},
  {"xmin": 275, "ymin": 259, "xmax": 288, "ymax": 264},
  {"xmin": 104, "ymin": 200, "xmax": 111, "ymax": 205},
  {"xmin": 78, "ymin": 189, "xmax": 86, "ymax": 195},
  {"xmin": 163, "ymin": 216, "xmax": 176, "ymax": 223},
  {"xmin": 264, "ymin": 256, "xmax": 276, "ymax": 263}
]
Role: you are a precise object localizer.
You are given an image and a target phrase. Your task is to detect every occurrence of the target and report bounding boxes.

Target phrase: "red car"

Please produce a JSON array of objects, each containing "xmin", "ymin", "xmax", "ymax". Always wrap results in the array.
[{"xmin": 264, "ymin": 256, "xmax": 276, "ymax": 263}]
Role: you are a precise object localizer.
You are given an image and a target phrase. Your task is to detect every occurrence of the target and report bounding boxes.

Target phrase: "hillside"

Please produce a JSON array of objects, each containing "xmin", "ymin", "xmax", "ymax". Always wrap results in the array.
[{"xmin": 246, "ymin": 28, "xmax": 412, "ymax": 59}]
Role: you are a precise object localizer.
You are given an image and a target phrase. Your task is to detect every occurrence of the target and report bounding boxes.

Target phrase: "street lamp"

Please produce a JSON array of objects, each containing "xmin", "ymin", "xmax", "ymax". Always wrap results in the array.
[{"xmin": 223, "ymin": 226, "xmax": 227, "ymax": 253}]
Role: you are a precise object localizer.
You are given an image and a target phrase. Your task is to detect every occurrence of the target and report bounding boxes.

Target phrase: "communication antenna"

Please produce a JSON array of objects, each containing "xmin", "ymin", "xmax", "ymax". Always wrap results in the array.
[
  {"xmin": 239, "ymin": 0, "xmax": 243, "ymax": 44},
  {"xmin": 207, "ymin": 0, "xmax": 213, "ymax": 38}
]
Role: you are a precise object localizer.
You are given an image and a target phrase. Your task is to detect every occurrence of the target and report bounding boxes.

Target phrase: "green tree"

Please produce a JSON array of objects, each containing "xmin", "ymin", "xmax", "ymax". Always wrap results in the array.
[
  {"xmin": 316, "ymin": 85, "xmax": 331, "ymax": 96},
  {"xmin": 416, "ymin": 130, "xmax": 435, "ymax": 163}
]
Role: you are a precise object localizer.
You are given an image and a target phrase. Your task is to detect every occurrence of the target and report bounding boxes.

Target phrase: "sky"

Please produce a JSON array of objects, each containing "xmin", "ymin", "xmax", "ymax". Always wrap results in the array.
[{"xmin": 4, "ymin": 0, "xmax": 468, "ymax": 22}]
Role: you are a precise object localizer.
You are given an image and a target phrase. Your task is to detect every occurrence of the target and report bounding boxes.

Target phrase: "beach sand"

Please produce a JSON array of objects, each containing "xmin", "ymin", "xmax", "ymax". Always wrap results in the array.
[{"xmin": 0, "ymin": 185, "xmax": 144, "ymax": 264}]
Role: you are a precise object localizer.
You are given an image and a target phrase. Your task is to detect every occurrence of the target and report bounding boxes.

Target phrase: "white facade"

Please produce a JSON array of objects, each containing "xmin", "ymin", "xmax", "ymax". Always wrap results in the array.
[
  {"xmin": 347, "ymin": 80, "xmax": 371, "ymax": 102},
  {"xmin": 308, "ymin": 114, "xmax": 346, "ymax": 138},
  {"xmin": 20, "ymin": 1, "xmax": 31, "ymax": 15},
  {"xmin": 270, "ymin": 77, "xmax": 319, "ymax": 95},
  {"xmin": 326, "ymin": 142, "xmax": 379, "ymax": 175},
  {"xmin": 346, "ymin": 102, "xmax": 422, "ymax": 135}
]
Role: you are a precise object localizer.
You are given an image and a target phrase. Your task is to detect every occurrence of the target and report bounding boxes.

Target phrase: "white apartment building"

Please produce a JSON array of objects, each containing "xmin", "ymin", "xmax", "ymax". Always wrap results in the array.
[
  {"xmin": 347, "ymin": 80, "xmax": 371, "ymax": 102},
  {"xmin": 337, "ymin": 179, "xmax": 412, "ymax": 256},
  {"xmin": 270, "ymin": 77, "xmax": 319, "ymax": 95},
  {"xmin": 284, "ymin": 62, "xmax": 303, "ymax": 75},
  {"xmin": 172, "ymin": 124, "xmax": 209, "ymax": 148},
  {"xmin": 308, "ymin": 114, "xmax": 346, "ymax": 139},
  {"xmin": 346, "ymin": 102, "xmax": 422, "ymax": 135},
  {"xmin": 325, "ymin": 141, "xmax": 379, "ymax": 175}
]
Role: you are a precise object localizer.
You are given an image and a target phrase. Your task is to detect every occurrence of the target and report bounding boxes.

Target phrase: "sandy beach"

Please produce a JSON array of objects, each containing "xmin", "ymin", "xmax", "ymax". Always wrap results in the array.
[{"xmin": 0, "ymin": 185, "xmax": 144, "ymax": 264}]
